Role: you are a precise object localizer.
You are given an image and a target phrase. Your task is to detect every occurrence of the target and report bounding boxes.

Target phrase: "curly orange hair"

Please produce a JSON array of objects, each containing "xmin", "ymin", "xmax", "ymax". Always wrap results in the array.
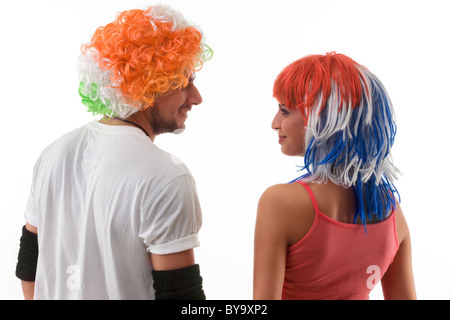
[{"xmin": 78, "ymin": 5, "xmax": 212, "ymax": 118}]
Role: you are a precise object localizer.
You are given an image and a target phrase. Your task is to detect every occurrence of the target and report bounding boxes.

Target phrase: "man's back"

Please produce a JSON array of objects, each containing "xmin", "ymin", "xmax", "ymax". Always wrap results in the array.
[{"xmin": 26, "ymin": 121, "xmax": 202, "ymax": 299}]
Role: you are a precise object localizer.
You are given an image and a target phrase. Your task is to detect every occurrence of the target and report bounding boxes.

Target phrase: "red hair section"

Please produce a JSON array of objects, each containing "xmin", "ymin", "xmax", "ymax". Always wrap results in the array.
[
  {"xmin": 81, "ymin": 8, "xmax": 204, "ymax": 109},
  {"xmin": 273, "ymin": 52, "xmax": 368, "ymax": 123}
]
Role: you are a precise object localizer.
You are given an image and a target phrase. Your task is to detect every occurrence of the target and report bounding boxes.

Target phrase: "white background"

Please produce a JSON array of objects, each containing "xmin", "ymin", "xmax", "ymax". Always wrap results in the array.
[{"xmin": 1, "ymin": 0, "xmax": 449, "ymax": 300}]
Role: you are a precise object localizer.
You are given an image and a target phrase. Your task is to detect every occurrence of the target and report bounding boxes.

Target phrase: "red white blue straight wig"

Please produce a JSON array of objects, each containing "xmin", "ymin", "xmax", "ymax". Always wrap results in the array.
[{"xmin": 273, "ymin": 52, "xmax": 400, "ymax": 225}]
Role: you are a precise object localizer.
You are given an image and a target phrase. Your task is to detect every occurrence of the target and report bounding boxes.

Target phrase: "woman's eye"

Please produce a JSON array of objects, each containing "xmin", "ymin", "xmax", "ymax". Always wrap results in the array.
[{"xmin": 278, "ymin": 104, "xmax": 289, "ymax": 116}]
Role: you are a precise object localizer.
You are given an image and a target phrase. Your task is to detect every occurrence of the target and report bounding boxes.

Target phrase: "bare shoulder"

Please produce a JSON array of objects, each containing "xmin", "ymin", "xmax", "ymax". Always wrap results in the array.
[
  {"xmin": 257, "ymin": 183, "xmax": 315, "ymax": 245},
  {"xmin": 260, "ymin": 182, "xmax": 313, "ymax": 202},
  {"xmin": 257, "ymin": 183, "xmax": 311, "ymax": 215}
]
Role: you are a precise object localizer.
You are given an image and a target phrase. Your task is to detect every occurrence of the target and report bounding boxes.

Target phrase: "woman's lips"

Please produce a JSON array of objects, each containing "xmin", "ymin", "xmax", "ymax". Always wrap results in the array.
[{"xmin": 278, "ymin": 136, "xmax": 286, "ymax": 144}]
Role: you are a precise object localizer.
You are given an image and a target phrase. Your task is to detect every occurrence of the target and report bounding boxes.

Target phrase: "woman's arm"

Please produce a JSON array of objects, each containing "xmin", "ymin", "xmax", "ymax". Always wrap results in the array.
[
  {"xmin": 253, "ymin": 184, "xmax": 314, "ymax": 300},
  {"xmin": 381, "ymin": 203, "xmax": 417, "ymax": 299},
  {"xmin": 253, "ymin": 186, "xmax": 289, "ymax": 299}
]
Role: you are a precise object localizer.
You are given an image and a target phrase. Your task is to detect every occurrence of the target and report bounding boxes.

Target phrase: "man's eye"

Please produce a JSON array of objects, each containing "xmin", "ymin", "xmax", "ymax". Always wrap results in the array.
[{"xmin": 182, "ymin": 82, "xmax": 192, "ymax": 91}]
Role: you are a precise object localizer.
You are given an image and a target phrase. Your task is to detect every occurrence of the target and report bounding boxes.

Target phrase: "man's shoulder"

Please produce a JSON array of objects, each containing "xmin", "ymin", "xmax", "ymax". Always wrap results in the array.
[
  {"xmin": 37, "ymin": 123, "xmax": 90, "ymax": 158},
  {"xmin": 120, "ymin": 142, "xmax": 193, "ymax": 189}
]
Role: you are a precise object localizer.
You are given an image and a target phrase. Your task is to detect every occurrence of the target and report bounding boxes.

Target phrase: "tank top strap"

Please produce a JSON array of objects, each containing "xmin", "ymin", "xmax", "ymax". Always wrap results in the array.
[{"xmin": 294, "ymin": 181, "xmax": 321, "ymax": 214}]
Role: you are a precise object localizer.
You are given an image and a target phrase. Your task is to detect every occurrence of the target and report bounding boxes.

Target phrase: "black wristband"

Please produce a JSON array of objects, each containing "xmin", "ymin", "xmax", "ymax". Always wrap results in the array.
[
  {"xmin": 152, "ymin": 264, "xmax": 206, "ymax": 300},
  {"xmin": 16, "ymin": 226, "xmax": 39, "ymax": 281}
]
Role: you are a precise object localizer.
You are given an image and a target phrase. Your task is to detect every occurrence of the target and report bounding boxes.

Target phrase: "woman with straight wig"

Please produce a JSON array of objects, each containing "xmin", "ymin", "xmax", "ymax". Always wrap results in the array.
[{"xmin": 253, "ymin": 52, "xmax": 416, "ymax": 300}]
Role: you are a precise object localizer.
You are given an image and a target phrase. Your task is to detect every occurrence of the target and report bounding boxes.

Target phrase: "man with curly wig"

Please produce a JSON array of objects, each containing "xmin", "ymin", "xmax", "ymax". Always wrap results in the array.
[{"xmin": 16, "ymin": 4, "xmax": 212, "ymax": 300}]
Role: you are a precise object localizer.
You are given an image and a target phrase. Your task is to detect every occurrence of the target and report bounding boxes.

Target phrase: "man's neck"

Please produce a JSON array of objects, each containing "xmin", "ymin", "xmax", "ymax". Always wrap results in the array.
[{"xmin": 99, "ymin": 116, "xmax": 156, "ymax": 141}]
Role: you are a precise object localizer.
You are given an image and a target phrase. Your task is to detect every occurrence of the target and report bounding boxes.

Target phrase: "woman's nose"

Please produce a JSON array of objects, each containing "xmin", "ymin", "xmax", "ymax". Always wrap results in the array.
[{"xmin": 272, "ymin": 112, "xmax": 280, "ymax": 131}]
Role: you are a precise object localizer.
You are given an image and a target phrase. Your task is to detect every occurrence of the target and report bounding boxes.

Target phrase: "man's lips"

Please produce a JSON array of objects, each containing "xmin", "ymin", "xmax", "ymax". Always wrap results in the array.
[
  {"xmin": 179, "ymin": 106, "xmax": 191, "ymax": 118},
  {"xmin": 278, "ymin": 136, "xmax": 286, "ymax": 144}
]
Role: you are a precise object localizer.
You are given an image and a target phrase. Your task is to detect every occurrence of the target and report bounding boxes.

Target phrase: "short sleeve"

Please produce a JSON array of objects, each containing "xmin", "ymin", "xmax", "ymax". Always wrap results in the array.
[
  {"xmin": 24, "ymin": 158, "xmax": 41, "ymax": 228},
  {"xmin": 139, "ymin": 174, "xmax": 202, "ymax": 255},
  {"xmin": 24, "ymin": 187, "xmax": 38, "ymax": 227}
]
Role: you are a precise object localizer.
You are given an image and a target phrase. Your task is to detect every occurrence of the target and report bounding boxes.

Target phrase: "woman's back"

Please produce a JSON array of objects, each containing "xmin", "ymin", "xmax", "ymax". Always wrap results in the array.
[{"xmin": 282, "ymin": 181, "xmax": 398, "ymax": 300}]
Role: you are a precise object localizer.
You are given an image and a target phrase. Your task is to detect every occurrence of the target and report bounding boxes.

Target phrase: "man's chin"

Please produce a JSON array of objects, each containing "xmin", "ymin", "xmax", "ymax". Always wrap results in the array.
[{"xmin": 172, "ymin": 128, "xmax": 185, "ymax": 135}]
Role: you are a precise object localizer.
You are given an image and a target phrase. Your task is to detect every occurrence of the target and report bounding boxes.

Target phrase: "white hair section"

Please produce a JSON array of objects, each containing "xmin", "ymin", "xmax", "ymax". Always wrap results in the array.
[
  {"xmin": 146, "ymin": 4, "xmax": 191, "ymax": 31},
  {"xmin": 145, "ymin": 4, "xmax": 211, "ymax": 64},
  {"xmin": 77, "ymin": 48, "xmax": 141, "ymax": 119}
]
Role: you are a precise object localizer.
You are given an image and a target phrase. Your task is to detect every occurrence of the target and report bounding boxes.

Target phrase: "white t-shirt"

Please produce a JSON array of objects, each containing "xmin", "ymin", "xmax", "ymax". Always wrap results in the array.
[{"xmin": 25, "ymin": 121, "xmax": 202, "ymax": 299}]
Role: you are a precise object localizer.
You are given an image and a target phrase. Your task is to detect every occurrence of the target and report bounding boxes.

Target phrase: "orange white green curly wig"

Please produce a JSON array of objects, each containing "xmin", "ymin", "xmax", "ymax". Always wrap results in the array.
[{"xmin": 77, "ymin": 4, "xmax": 213, "ymax": 119}]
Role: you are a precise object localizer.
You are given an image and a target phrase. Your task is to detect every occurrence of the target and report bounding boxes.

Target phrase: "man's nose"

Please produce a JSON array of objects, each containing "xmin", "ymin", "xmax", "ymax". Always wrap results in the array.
[{"xmin": 189, "ymin": 85, "xmax": 203, "ymax": 106}]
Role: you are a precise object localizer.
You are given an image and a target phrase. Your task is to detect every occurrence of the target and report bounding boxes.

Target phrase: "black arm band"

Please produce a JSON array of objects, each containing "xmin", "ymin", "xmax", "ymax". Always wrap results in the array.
[
  {"xmin": 16, "ymin": 226, "xmax": 39, "ymax": 281},
  {"xmin": 152, "ymin": 264, "xmax": 206, "ymax": 300}
]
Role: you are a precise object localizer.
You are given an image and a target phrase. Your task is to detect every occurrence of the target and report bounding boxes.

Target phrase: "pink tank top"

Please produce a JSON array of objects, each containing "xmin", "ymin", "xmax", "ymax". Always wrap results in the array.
[{"xmin": 282, "ymin": 181, "xmax": 399, "ymax": 300}]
